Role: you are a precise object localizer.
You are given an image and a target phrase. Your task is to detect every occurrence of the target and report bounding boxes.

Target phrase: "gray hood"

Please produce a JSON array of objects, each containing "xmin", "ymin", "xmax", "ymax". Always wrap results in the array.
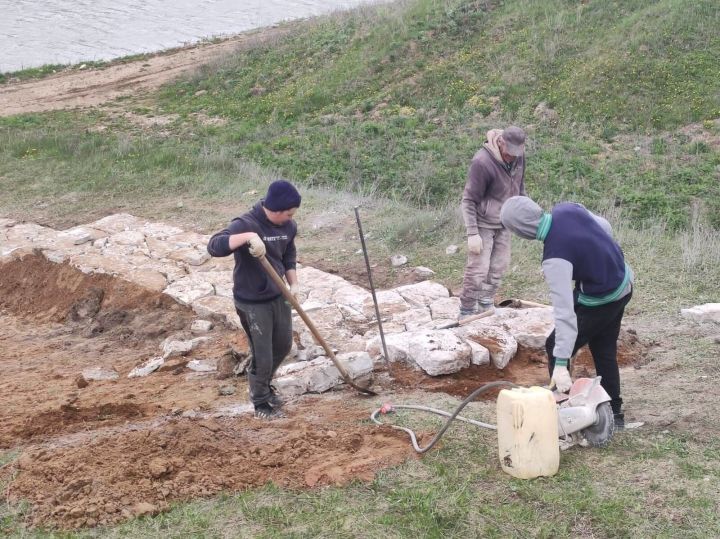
[{"xmin": 500, "ymin": 196, "xmax": 543, "ymax": 240}]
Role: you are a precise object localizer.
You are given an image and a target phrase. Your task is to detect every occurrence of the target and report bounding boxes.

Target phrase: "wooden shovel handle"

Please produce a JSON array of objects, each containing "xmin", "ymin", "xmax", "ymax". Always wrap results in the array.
[{"xmin": 256, "ymin": 255, "xmax": 376, "ymax": 395}]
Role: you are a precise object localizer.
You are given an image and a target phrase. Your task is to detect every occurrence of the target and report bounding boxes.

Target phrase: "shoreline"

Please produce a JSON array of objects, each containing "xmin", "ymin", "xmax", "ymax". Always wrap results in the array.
[{"xmin": 0, "ymin": 22, "xmax": 294, "ymax": 116}]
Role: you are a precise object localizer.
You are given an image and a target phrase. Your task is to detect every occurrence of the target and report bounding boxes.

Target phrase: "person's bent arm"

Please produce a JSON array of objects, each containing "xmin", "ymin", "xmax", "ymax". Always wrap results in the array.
[{"xmin": 542, "ymin": 258, "xmax": 577, "ymax": 359}]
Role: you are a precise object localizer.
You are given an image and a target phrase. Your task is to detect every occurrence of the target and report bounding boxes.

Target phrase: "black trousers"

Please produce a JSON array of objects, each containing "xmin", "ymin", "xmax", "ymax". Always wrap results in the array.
[
  {"xmin": 235, "ymin": 295, "xmax": 293, "ymax": 407},
  {"xmin": 545, "ymin": 291, "xmax": 632, "ymax": 416}
]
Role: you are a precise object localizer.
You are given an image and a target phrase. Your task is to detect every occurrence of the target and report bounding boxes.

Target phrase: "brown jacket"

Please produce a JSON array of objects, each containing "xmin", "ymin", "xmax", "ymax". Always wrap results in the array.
[{"xmin": 462, "ymin": 129, "xmax": 526, "ymax": 233}]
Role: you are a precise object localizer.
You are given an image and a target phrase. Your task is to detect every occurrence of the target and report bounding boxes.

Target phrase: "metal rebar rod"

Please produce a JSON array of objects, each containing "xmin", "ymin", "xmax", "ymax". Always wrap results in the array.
[{"xmin": 354, "ymin": 206, "xmax": 390, "ymax": 368}]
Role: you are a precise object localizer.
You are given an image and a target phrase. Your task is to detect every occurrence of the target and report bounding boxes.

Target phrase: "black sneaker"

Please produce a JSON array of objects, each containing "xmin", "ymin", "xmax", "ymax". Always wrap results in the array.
[
  {"xmin": 254, "ymin": 403, "xmax": 285, "ymax": 420},
  {"xmin": 613, "ymin": 413, "xmax": 625, "ymax": 431}
]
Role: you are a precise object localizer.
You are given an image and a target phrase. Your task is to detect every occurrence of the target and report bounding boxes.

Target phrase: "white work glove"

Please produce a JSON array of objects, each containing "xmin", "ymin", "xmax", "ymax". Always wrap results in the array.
[
  {"xmin": 247, "ymin": 235, "xmax": 266, "ymax": 257},
  {"xmin": 467, "ymin": 234, "xmax": 483, "ymax": 255},
  {"xmin": 289, "ymin": 283, "xmax": 307, "ymax": 304},
  {"xmin": 551, "ymin": 360, "xmax": 572, "ymax": 393}
]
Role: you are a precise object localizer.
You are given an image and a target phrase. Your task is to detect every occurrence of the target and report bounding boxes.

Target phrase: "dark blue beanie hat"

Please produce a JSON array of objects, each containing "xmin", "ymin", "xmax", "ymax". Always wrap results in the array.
[{"xmin": 264, "ymin": 180, "xmax": 302, "ymax": 211}]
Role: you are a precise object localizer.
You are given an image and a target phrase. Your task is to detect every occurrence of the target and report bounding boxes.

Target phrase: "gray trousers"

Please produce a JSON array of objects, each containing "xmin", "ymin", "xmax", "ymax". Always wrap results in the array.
[
  {"xmin": 235, "ymin": 296, "xmax": 293, "ymax": 407},
  {"xmin": 460, "ymin": 227, "xmax": 512, "ymax": 310}
]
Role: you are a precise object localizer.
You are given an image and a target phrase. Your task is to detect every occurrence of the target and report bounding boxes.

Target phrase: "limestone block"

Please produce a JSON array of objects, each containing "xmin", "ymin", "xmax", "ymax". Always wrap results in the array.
[
  {"xmin": 395, "ymin": 280, "xmax": 450, "ymax": 307},
  {"xmin": 298, "ymin": 266, "xmax": 347, "ymax": 288},
  {"xmin": 191, "ymin": 320, "xmax": 214, "ymax": 333},
  {"xmin": 163, "ymin": 275, "xmax": 215, "ymax": 306},
  {"xmin": 273, "ymin": 352, "xmax": 373, "ymax": 395},
  {"xmin": 128, "ymin": 356, "xmax": 164, "ymax": 378},
  {"xmin": 167, "ymin": 247, "xmax": 210, "ymax": 266},
  {"xmin": 166, "ymin": 232, "xmax": 211, "ymax": 248},
  {"xmin": 162, "ymin": 336, "xmax": 211, "ymax": 358},
  {"xmin": 337, "ymin": 303, "xmax": 368, "ymax": 323},
  {"xmin": 187, "ymin": 359, "xmax": 217, "ymax": 372},
  {"xmin": 361, "ymin": 289, "xmax": 409, "ymax": 319},
  {"xmin": 110, "ymin": 230, "xmax": 146, "ymax": 246},
  {"xmin": 140, "ymin": 222, "xmax": 184, "ymax": 239},
  {"xmin": 6, "ymin": 223, "xmax": 59, "ymax": 247},
  {"xmin": 123, "ymin": 268, "xmax": 168, "ymax": 292},
  {"xmin": 405, "ymin": 330, "xmax": 472, "ymax": 376},
  {"xmin": 82, "ymin": 366, "xmax": 120, "ymax": 381},
  {"xmin": 43, "ymin": 250, "xmax": 68, "ymax": 264},
  {"xmin": 499, "ymin": 307, "xmax": 554, "ymax": 349},
  {"xmin": 191, "ymin": 295, "xmax": 241, "ymax": 328},
  {"xmin": 57, "ymin": 227, "xmax": 98, "ymax": 246},
  {"xmin": 365, "ymin": 332, "xmax": 410, "ymax": 362},
  {"xmin": 89, "ymin": 213, "xmax": 144, "ymax": 234},
  {"xmin": 333, "ymin": 284, "xmax": 372, "ymax": 313},
  {"xmin": 144, "ymin": 236, "xmax": 174, "ymax": 259},
  {"xmin": 429, "ymin": 297, "xmax": 461, "ymax": 320},
  {"xmin": 191, "ymin": 270, "xmax": 233, "ymax": 287},
  {"xmin": 69, "ymin": 253, "xmax": 132, "ymax": 275},
  {"xmin": 467, "ymin": 340, "xmax": 491, "ymax": 366},
  {"xmin": 454, "ymin": 324, "xmax": 518, "ymax": 369},
  {"xmin": 413, "ymin": 266, "xmax": 436, "ymax": 280},
  {"xmin": 680, "ymin": 303, "xmax": 720, "ymax": 323},
  {"xmin": 392, "ymin": 307, "xmax": 433, "ymax": 331}
]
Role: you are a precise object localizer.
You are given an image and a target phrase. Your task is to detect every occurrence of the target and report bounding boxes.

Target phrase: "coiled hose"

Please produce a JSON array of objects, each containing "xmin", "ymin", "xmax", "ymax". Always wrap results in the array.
[{"xmin": 370, "ymin": 380, "xmax": 518, "ymax": 453}]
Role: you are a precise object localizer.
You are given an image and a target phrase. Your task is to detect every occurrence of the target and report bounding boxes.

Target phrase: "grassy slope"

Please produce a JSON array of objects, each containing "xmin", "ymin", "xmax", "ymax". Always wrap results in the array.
[{"xmin": 1, "ymin": 0, "xmax": 720, "ymax": 537}]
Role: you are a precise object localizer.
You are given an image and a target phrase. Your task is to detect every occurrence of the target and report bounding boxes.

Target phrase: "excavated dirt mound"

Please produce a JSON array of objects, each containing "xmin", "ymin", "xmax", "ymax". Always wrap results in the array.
[
  {"xmin": 0, "ymin": 252, "xmax": 645, "ymax": 530},
  {"xmin": 4, "ymin": 398, "xmax": 413, "ymax": 529}
]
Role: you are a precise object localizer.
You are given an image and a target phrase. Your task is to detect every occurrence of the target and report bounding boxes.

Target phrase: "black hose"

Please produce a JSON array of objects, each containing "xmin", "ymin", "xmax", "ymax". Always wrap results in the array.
[{"xmin": 372, "ymin": 380, "xmax": 519, "ymax": 453}]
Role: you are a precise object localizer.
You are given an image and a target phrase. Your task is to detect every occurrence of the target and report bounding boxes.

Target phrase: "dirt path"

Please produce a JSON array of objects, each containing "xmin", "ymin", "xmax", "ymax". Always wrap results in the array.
[{"xmin": 0, "ymin": 27, "xmax": 288, "ymax": 117}]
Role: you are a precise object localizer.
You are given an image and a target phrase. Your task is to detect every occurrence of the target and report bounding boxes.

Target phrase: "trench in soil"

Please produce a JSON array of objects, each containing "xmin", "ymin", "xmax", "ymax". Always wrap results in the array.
[{"xmin": 0, "ymin": 253, "xmax": 643, "ymax": 529}]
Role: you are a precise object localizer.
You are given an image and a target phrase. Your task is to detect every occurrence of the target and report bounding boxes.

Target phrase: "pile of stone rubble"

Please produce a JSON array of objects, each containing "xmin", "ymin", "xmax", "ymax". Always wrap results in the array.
[{"xmin": 0, "ymin": 214, "xmax": 600, "ymax": 396}]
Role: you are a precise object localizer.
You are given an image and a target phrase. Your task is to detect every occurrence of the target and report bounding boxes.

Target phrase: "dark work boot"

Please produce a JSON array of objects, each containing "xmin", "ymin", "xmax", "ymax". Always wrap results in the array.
[
  {"xmin": 268, "ymin": 384, "xmax": 284, "ymax": 409},
  {"xmin": 254, "ymin": 403, "xmax": 285, "ymax": 420},
  {"xmin": 613, "ymin": 412, "xmax": 625, "ymax": 431}
]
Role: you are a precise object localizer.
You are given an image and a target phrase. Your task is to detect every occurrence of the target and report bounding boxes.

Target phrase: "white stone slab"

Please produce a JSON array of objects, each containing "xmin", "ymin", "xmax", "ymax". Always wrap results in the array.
[{"xmin": 680, "ymin": 303, "xmax": 720, "ymax": 323}]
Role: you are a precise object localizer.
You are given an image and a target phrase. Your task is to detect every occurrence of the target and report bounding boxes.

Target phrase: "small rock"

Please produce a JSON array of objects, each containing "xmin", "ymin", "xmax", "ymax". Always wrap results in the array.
[
  {"xmin": 187, "ymin": 358, "xmax": 217, "ymax": 372},
  {"xmin": 82, "ymin": 366, "xmax": 119, "ymax": 381},
  {"xmin": 132, "ymin": 502, "xmax": 157, "ymax": 517},
  {"xmin": 128, "ymin": 356, "xmax": 164, "ymax": 378},
  {"xmin": 191, "ymin": 319, "xmax": 214, "ymax": 333},
  {"xmin": 445, "ymin": 244, "xmax": 458, "ymax": 255},
  {"xmin": 218, "ymin": 384, "xmax": 236, "ymax": 396},
  {"xmin": 413, "ymin": 266, "xmax": 436, "ymax": 280},
  {"xmin": 75, "ymin": 375, "xmax": 88, "ymax": 389},
  {"xmin": 390, "ymin": 254, "xmax": 408, "ymax": 267}
]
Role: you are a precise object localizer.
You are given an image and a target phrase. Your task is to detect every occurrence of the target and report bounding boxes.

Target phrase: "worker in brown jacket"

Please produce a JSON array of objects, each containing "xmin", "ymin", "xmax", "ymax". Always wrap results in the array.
[{"xmin": 460, "ymin": 126, "xmax": 527, "ymax": 317}]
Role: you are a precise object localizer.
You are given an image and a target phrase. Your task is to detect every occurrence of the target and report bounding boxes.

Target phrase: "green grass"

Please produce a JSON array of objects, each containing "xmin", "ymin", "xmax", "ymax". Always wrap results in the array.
[{"xmin": 3, "ymin": 428, "xmax": 718, "ymax": 538}]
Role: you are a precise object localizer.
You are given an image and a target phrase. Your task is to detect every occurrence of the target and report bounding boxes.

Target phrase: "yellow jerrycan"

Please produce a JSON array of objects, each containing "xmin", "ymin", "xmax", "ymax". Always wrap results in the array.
[{"xmin": 496, "ymin": 386, "xmax": 559, "ymax": 479}]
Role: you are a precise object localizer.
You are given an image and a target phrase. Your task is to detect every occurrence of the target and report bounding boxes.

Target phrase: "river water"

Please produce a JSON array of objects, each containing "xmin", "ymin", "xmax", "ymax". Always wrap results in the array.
[{"xmin": 1, "ymin": 0, "xmax": 381, "ymax": 73}]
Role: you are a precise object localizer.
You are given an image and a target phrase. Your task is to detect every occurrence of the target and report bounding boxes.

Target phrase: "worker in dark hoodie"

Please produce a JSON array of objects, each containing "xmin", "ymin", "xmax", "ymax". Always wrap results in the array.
[
  {"xmin": 500, "ymin": 196, "xmax": 633, "ymax": 430},
  {"xmin": 207, "ymin": 180, "xmax": 301, "ymax": 420},
  {"xmin": 460, "ymin": 126, "xmax": 527, "ymax": 318}
]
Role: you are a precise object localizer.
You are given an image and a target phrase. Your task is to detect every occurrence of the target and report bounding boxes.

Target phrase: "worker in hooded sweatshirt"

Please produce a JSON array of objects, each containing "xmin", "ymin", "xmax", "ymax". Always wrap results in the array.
[
  {"xmin": 207, "ymin": 180, "xmax": 302, "ymax": 420},
  {"xmin": 500, "ymin": 196, "xmax": 633, "ymax": 430},
  {"xmin": 460, "ymin": 126, "xmax": 527, "ymax": 318}
]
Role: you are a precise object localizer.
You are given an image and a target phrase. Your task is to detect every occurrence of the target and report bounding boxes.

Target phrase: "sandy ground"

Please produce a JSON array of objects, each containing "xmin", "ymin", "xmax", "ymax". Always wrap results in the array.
[{"xmin": 0, "ymin": 27, "xmax": 288, "ymax": 117}]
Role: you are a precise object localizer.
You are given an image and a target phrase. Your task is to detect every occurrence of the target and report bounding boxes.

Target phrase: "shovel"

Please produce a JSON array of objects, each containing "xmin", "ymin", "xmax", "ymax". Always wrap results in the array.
[
  {"xmin": 497, "ymin": 298, "xmax": 548, "ymax": 309},
  {"xmin": 257, "ymin": 254, "xmax": 377, "ymax": 396},
  {"xmin": 434, "ymin": 307, "xmax": 496, "ymax": 329}
]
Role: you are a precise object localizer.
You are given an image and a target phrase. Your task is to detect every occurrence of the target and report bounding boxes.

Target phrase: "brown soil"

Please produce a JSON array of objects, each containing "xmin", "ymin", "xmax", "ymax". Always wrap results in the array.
[{"xmin": 0, "ymin": 252, "xmax": 645, "ymax": 530}]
